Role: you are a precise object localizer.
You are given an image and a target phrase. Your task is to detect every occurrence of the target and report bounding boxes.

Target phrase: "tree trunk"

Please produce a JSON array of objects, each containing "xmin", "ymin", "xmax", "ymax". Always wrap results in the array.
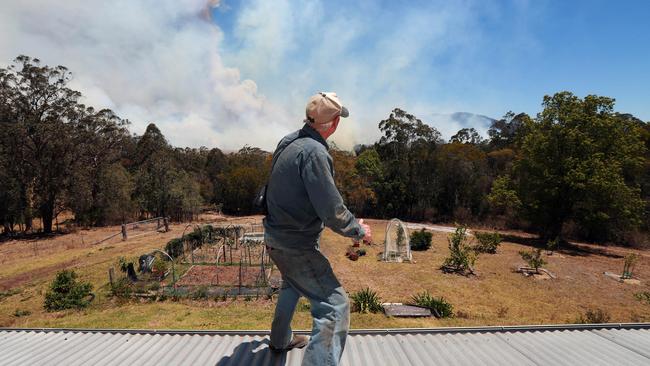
[{"xmin": 40, "ymin": 199, "xmax": 54, "ymax": 233}]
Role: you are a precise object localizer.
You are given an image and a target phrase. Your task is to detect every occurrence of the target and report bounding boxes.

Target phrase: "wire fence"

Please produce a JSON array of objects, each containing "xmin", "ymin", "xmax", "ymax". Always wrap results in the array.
[{"xmin": 90, "ymin": 217, "xmax": 169, "ymax": 246}]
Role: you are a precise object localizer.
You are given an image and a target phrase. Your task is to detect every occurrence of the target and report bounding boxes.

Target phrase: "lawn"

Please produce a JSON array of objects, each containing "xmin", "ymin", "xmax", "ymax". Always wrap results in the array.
[{"xmin": 1, "ymin": 216, "xmax": 649, "ymax": 330}]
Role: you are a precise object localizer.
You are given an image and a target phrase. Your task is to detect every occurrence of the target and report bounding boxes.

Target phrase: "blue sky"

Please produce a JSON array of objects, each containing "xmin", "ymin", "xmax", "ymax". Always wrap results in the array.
[
  {"xmin": 2, "ymin": 1, "xmax": 648, "ymax": 150},
  {"xmin": 212, "ymin": 0, "xmax": 650, "ymax": 137}
]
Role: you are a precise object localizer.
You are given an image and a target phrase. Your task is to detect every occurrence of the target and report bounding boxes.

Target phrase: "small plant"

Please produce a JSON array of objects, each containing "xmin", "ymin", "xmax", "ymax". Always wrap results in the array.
[
  {"xmin": 496, "ymin": 306, "xmax": 509, "ymax": 318},
  {"xmin": 411, "ymin": 291, "xmax": 453, "ymax": 318},
  {"xmin": 13, "ymin": 309, "xmax": 31, "ymax": 317},
  {"xmin": 44, "ymin": 270, "xmax": 94, "ymax": 311},
  {"xmin": 111, "ymin": 277, "xmax": 133, "ymax": 298},
  {"xmin": 546, "ymin": 237, "xmax": 559, "ymax": 255},
  {"xmin": 410, "ymin": 229, "xmax": 433, "ymax": 251},
  {"xmin": 350, "ymin": 287, "xmax": 383, "ymax": 314},
  {"xmin": 396, "ymin": 225, "xmax": 406, "ymax": 248},
  {"xmin": 151, "ymin": 259, "xmax": 169, "ymax": 280},
  {"xmin": 634, "ymin": 292, "xmax": 650, "ymax": 304},
  {"xmin": 442, "ymin": 226, "xmax": 477, "ymax": 275},
  {"xmin": 191, "ymin": 286, "xmax": 209, "ymax": 300},
  {"xmin": 0, "ymin": 288, "xmax": 21, "ymax": 302},
  {"xmin": 575, "ymin": 308, "xmax": 611, "ymax": 324},
  {"xmin": 473, "ymin": 231, "xmax": 502, "ymax": 254},
  {"xmin": 622, "ymin": 254, "xmax": 639, "ymax": 279},
  {"xmin": 118, "ymin": 256, "xmax": 129, "ymax": 273},
  {"xmin": 519, "ymin": 249, "xmax": 546, "ymax": 273}
]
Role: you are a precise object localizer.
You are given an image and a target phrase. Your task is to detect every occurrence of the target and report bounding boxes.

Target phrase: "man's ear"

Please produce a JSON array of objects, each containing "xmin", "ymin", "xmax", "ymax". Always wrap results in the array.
[{"xmin": 330, "ymin": 116, "xmax": 340, "ymax": 132}]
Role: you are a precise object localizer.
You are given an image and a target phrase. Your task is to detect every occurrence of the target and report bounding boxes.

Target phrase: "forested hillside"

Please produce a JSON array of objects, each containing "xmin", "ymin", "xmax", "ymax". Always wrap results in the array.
[{"xmin": 2, "ymin": 56, "xmax": 648, "ymax": 244}]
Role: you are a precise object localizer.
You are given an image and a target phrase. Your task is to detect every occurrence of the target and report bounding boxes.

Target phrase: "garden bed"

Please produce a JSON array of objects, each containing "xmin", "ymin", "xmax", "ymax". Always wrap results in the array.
[{"xmin": 175, "ymin": 265, "xmax": 267, "ymax": 287}]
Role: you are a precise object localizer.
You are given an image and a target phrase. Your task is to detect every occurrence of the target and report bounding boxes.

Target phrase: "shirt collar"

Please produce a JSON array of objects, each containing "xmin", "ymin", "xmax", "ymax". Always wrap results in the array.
[{"xmin": 301, "ymin": 123, "xmax": 329, "ymax": 150}]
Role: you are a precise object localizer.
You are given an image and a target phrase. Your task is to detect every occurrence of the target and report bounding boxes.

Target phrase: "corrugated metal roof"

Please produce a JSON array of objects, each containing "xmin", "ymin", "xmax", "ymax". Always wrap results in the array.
[{"xmin": 1, "ymin": 324, "xmax": 649, "ymax": 366}]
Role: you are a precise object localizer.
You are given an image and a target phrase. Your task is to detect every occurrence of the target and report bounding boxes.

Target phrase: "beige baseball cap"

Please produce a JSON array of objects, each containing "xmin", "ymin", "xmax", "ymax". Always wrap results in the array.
[{"xmin": 305, "ymin": 92, "xmax": 349, "ymax": 125}]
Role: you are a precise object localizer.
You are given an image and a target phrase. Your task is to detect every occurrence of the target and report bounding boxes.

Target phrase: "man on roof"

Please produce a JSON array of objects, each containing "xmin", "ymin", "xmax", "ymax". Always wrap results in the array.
[{"xmin": 264, "ymin": 92, "xmax": 372, "ymax": 365}]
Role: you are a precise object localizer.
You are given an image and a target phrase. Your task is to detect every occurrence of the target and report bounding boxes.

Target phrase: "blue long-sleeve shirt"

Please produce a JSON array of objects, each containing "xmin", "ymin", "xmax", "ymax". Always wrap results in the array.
[{"xmin": 263, "ymin": 124, "xmax": 365, "ymax": 250}]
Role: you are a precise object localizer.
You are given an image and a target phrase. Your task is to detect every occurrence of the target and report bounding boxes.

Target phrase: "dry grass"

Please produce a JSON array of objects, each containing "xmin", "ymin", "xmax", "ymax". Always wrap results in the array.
[{"xmin": 1, "ymin": 217, "xmax": 649, "ymax": 330}]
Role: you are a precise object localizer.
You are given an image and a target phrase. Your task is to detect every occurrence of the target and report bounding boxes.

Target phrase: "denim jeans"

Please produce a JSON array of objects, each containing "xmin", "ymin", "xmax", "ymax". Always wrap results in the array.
[{"xmin": 268, "ymin": 246, "xmax": 350, "ymax": 366}]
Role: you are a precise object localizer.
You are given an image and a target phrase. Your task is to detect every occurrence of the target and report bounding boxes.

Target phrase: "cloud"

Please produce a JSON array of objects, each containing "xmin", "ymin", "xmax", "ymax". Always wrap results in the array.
[{"xmin": 0, "ymin": 0, "xmax": 291, "ymax": 151}]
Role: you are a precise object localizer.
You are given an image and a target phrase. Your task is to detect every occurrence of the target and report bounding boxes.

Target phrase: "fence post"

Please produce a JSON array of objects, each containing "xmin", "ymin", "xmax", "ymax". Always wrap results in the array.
[
  {"xmin": 163, "ymin": 217, "xmax": 169, "ymax": 232},
  {"xmin": 108, "ymin": 267, "xmax": 115, "ymax": 287},
  {"xmin": 121, "ymin": 224, "xmax": 127, "ymax": 241}
]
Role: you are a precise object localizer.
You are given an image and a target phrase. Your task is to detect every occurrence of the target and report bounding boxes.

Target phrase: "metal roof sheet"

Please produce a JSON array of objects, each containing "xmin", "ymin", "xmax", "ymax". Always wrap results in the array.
[{"xmin": 1, "ymin": 324, "xmax": 649, "ymax": 366}]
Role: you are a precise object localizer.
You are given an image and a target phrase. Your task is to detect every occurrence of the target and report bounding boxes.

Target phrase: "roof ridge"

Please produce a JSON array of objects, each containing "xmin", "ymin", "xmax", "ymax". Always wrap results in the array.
[{"xmin": 2, "ymin": 323, "xmax": 650, "ymax": 336}]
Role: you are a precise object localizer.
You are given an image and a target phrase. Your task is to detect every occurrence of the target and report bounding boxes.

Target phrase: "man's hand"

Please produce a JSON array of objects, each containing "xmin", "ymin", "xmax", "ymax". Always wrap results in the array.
[{"xmin": 359, "ymin": 219, "xmax": 372, "ymax": 244}]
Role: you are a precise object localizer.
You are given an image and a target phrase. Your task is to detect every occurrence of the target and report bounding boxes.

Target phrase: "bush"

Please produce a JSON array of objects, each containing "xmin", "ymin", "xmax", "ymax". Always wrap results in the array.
[
  {"xmin": 473, "ymin": 231, "xmax": 502, "ymax": 254},
  {"xmin": 634, "ymin": 291, "xmax": 650, "ymax": 304},
  {"xmin": 165, "ymin": 238, "xmax": 185, "ymax": 259},
  {"xmin": 13, "ymin": 309, "xmax": 31, "ymax": 317},
  {"xmin": 576, "ymin": 308, "xmax": 611, "ymax": 324},
  {"xmin": 442, "ymin": 226, "xmax": 477, "ymax": 275},
  {"xmin": 0, "ymin": 288, "xmax": 21, "ymax": 301},
  {"xmin": 350, "ymin": 287, "xmax": 383, "ymax": 314},
  {"xmin": 623, "ymin": 253, "xmax": 639, "ymax": 279},
  {"xmin": 110, "ymin": 277, "xmax": 133, "ymax": 298},
  {"xmin": 519, "ymin": 249, "xmax": 546, "ymax": 273},
  {"xmin": 44, "ymin": 270, "xmax": 94, "ymax": 311},
  {"xmin": 191, "ymin": 285, "xmax": 209, "ymax": 300},
  {"xmin": 411, "ymin": 291, "xmax": 453, "ymax": 318},
  {"xmin": 410, "ymin": 229, "xmax": 433, "ymax": 251},
  {"xmin": 151, "ymin": 259, "xmax": 169, "ymax": 279},
  {"xmin": 546, "ymin": 237, "xmax": 559, "ymax": 254},
  {"xmin": 186, "ymin": 227, "xmax": 204, "ymax": 249}
]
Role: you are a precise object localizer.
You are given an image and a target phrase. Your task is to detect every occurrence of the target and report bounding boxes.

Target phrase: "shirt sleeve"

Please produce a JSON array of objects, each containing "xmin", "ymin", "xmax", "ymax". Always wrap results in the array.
[{"xmin": 301, "ymin": 150, "xmax": 366, "ymax": 240}]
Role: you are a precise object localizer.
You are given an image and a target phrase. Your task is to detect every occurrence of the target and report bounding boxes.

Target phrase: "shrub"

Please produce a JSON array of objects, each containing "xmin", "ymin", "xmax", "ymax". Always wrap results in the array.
[
  {"xmin": 546, "ymin": 237, "xmax": 559, "ymax": 254},
  {"xmin": 13, "ymin": 309, "xmax": 31, "ymax": 317},
  {"xmin": 191, "ymin": 285, "xmax": 209, "ymax": 300},
  {"xmin": 111, "ymin": 277, "xmax": 133, "ymax": 298},
  {"xmin": 410, "ymin": 229, "xmax": 433, "ymax": 251},
  {"xmin": 44, "ymin": 270, "xmax": 94, "ymax": 311},
  {"xmin": 622, "ymin": 253, "xmax": 639, "ymax": 279},
  {"xmin": 151, "ymin": 259, "xmax": 169, "ymax": 279},
  {"xmin": 576, "ymin": 308, "xmax": 611, "ymax": 324},
  {"xmin": 473, "ymin": 231, "xmax": 502, "ymax": 254},
  {"xmin": 350, "ymin": 287, "xmax": 383, "ymax": 314},
  {"xmin": 186, "ymin": 227, "xmax": 204, "ymax": 249},
  {"xmin": 442, "ymin": 226, "xmax": 477, "ymax": 275},
  {"xmin": 411, "ymin": 291, "xmax": 453, "ymax": 318},
  {"xmin": 519, "ymin": 249, "xmax": 546, "ymax": 273},
  {"xmin": 0, "ymin": 288, "xmax": 21, "ymax": 301},
  {"xmin": 118, "ymin": 256, "xmax": 130, "ymax": 273},
  {"xmin": 165, "ymin": 238, "xmax": 185, "ymax": 259},
  {"xmin": 634, "ymin": 292, "xmax": 650, "ymax": 304}
]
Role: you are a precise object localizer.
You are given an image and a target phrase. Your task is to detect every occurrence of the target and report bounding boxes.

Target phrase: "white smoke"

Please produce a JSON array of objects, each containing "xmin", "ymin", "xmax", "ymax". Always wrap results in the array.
[
  {"xmin": 0, "ymin": 1, "xmax": 533, "ymax": 151},
  {"xmin": 0, "ymin": 0, "xmax": 291, "ymax": 151}
]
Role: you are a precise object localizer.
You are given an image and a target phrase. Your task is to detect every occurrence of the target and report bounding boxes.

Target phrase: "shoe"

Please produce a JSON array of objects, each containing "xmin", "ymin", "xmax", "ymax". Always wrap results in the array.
[{"xmin": 269, "ymin": 335, "xmax": 309, "ymax": 353}]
